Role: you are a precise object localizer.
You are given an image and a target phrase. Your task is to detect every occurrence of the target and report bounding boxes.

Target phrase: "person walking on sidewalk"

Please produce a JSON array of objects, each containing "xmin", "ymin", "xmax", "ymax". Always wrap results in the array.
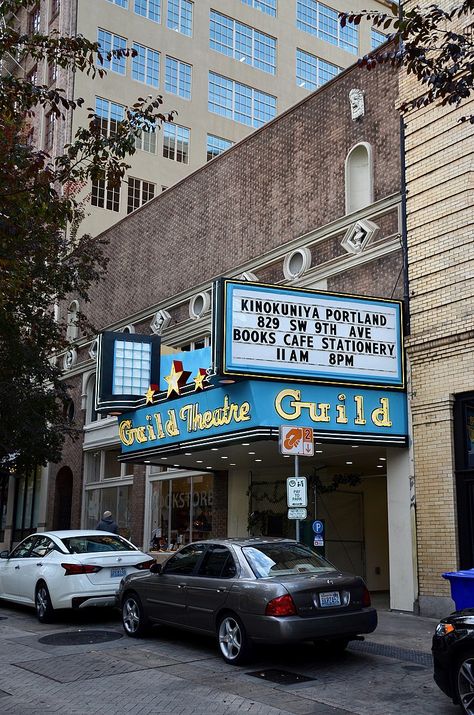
[{"xmin": 96, "ymin": 510, "xmax": 119, "ymax": 534}]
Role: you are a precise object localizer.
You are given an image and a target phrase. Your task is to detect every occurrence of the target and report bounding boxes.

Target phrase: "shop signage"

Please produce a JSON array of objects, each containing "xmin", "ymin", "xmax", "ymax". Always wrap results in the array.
[
  {"xmin": 215, "ymin": 280, "xmax": 404, "ymax": 388},
  {"xmin": 118, "ymin": 379, "xmax": 409, "ymax": 456},
  {"xmin": 279, "ymin": 426, "xmax": 314, "ymax": 456},
  {"xmin": 287, "ymin": 477, "xmax": 308, "ymax": 508}
]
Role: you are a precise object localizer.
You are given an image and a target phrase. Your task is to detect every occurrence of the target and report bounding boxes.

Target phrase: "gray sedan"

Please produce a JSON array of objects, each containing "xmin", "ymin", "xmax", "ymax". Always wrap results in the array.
[{"xmin": 118, "ymin": 537, "xmax": 377, "ymax": 664}]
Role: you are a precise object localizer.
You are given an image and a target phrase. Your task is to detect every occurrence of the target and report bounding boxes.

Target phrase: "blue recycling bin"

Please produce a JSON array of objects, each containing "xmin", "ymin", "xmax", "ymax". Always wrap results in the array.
[{"xmin": 442, "ymin": 570, "xmax": 474, "ymax": 611}]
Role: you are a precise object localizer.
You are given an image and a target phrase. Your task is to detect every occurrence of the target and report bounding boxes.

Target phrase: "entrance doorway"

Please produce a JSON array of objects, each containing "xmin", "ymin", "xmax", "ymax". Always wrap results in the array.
[{"xmin": 53, "ymin": 467, "xmax": 73, "ymax": 531}]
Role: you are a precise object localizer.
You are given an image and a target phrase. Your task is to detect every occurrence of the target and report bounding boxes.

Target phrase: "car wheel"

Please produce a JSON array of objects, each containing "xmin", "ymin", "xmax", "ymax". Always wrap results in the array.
[
  {"xmin": 314, "ymin": 637, "xmax": 350, "ymax": 656},
  {"xmin": 35, "ymin": 582, "xmax": 55, "ymax": 624},
  {"xmin": 455, "ymin": 652, "xmax": 474, "ymax": 714},
  {"xmin": 217, "ymin": 613, "xmax": 252, "ymax": 665},
  {"xmin": 122, "ymin": 592, "xmax": 149, "ymax": 638}
]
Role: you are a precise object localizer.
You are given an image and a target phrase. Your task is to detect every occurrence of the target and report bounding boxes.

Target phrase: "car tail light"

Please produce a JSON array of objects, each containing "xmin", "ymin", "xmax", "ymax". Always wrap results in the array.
[
  {"xmin": 362, "ymin": 586, "xmax": 371, "ymax": 607},
  {"xmin": 265, "ymin": 594, "xmax": 297, "ymax": 617},
  {"xmin": 61, "ymin": 563, "xmax": 102, "ymax": 576},
  {"xmin": 135, "ymin": 559, "xmax": 156, "ymax": 570}
]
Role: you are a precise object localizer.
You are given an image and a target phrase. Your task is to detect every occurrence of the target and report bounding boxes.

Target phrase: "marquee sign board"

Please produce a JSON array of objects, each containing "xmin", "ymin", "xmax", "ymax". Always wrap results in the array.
[{"xmin": 214, "ymin": 280, "xmax": 404, "ymax": 388}]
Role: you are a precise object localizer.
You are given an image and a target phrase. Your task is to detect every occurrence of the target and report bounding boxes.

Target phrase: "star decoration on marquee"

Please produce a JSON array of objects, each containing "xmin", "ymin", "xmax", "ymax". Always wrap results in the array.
[
  {"xmin": 145, "ymin": 384, "xmax": 158, "ymax": 405},
  {"xmin": 164, "ymin": 360, "xmax": 191, "ymax": 398},
  {"xmin": 193, "ymin": 368, "xmax": 208, "ymax": 391}
]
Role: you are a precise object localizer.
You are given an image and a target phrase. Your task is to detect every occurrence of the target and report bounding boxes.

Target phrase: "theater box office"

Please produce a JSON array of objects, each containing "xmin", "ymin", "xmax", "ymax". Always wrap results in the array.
[{"xmin": 111, "ymin": 281, "xmax": 415, "ymax": 612}]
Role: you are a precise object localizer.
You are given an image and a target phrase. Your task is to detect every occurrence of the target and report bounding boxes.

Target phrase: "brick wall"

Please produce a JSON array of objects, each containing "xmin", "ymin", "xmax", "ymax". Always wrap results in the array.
[{"xmin": 400, "ymin": 0, "xmax": 474, "ymax": 615}]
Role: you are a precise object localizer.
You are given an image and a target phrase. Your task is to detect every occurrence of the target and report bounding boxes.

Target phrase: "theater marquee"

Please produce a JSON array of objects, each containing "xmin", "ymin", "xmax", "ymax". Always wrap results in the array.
[{"xmin": 214, "ymin": 280, "xmax": 404, "ymax": 388}]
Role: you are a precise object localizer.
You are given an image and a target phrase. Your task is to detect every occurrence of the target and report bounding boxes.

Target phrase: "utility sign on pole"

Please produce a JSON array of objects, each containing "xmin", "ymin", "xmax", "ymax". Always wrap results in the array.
[
  {"xmin": 287, "ymin": 477, "xmax": 308, "ymax": 508},
  {"xmin": 279, "ymin": 426, "xmax": 314, "ymax": 456}
]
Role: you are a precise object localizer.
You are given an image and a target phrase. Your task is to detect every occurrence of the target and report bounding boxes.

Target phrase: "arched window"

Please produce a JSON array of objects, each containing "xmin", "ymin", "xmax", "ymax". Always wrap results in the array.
[
  {"xmin": 345, "ymin": 142, "xmax": 373, "ymax": 214},
  {"xmin": 85, "ymin": 373, "xmax": 100, "ymax": 424},
  {"xmin": 66, "ymin": 300, "xmax": 79, "ymax": 342}
]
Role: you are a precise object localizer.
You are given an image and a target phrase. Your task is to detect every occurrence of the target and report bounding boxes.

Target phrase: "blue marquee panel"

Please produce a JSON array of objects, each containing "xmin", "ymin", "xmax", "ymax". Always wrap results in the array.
[{"xmin": 119, "ymin": 379, "xmax": 408, "ymax": 455}]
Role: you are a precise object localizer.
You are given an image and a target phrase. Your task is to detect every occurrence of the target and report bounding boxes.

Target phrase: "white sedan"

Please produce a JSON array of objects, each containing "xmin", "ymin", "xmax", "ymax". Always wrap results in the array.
[{"xmin": 0, "ymin": 530, "xmax": 155, "ymax": 622}]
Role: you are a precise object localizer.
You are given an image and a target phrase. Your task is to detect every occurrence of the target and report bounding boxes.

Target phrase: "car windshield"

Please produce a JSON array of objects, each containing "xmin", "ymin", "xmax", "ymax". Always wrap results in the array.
[
  {"xmin": 61, "ymin": 535, "xmax": 138, "ymax": 554},
  {"xmin": 242, "ymin": 542, "xmax": 337, "ymax": 578}
]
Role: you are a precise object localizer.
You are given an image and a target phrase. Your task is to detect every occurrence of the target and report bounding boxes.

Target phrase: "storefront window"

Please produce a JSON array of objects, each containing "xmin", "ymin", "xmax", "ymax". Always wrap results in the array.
[
  {"xmin": 150, "ymin": 472, "xmax": 214, "ymax": 550},
  {"xmin": 0, "ymin": 473, "xmax": 9, "ymax": 541},
  {"xmin": 13, "ymin": 469, "xmax": 41, "ymax": 542},
  {"xmin": 83, "ymin": 447, "xmax": 133, "ymax": 538},
  {"xmin": 84, "ymin": 484, "xmax": 132, "ymax": 539}
]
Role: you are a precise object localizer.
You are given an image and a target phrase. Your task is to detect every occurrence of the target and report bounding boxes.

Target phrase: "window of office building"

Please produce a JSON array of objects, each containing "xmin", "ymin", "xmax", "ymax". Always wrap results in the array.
[
  {"xmin": 149, "ymin": 471, "xmax": 214, "ymax": 549},
  {"xmin": 296, "ymin": 0, "xmax": 358, "ymax": 55},
  {"xmin": 132, "ymin": 43, "xmax": 160, "ymax": 87},
  {"xmin": 371, "ymin": 27, "xmax": 386, "ymax": 50},
  {"xmin": 163, "ymin": 122, "xmax": 190, "ymax": 163},
  {"xmin": 167, "ymin": 0, "xmax": 192, "ymax": 36},
  {"xmin": 84, "ymin": 448, "xmax": 133, "ymax": 538},
  {"xmin": 134, "ymin": 0, "xmax": 160, "ymax": 22},
  {"xmin": 29, "ymin": 6, "xmax": 40, "ymax": 34},
  {"xmin": 95, "ymin": 97, "xmax": 125, "ymax": 137},
  {"xmin": 108, "ymin": 0, "xmax": 128, "ymax": 7},
  {"xmin": 206, "ymin": 134, "xmax": 233, "ymax": 161},
  {"xmin": 127, "ymin": 177, "xmax": 156, "ymax": 214},
  {"xmin": 208, "ymin": 72, "xmax": 276, "ymax": 128},
  {"xmin": 165, "ymin": 56, "xmax": 192, "ymax": 99},
  {"xmin": 210, "ymin": 10, "xmax": 276, "ymax": 74},
  {"xmin": 97, "ymin": 29, "xmax": 127, "ymax": 74},
  {"xmin": 134, "ymin": 122, "xmax": 157, "ymax": 153},
  {"xmin": 241, "ymin": 0, "xmax": 276, "ymax": 17},
  {"xmin": 51, "ymin": 0, "xmax": 60, "ymax": 17},
  {"xmin": 296, "ymin": 48, "xmax": 340, "ymax": 90},
  {"xmin": 44, "ymin": 111, "xmax": 56, "ymax": 151},
  {"xmin": 91, "ymin": 179, "xmax": 120, "ymax": 211}
]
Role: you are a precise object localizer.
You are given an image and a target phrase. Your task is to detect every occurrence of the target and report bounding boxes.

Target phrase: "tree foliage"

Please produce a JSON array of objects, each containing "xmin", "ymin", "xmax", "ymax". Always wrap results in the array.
[
  {"xmin": 0, "ymin": 0, "xmax": 174, "ymax": 471},
  {"xmin": 340, "ymin": 0, "xmax": 474, "ymax": 121}
]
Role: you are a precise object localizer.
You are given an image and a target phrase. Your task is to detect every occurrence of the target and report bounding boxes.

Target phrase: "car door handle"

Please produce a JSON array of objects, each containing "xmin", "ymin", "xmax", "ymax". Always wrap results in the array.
[
  {"xmin": 36, "ymin": 563, "xmax": 43, "ymax": 566},
  {"xmin": 14, "ymin": 565, "xmax": 20, "ymax": 570},
  {"xmin": 216, "ymin": 588, "xmax": 226, "ymax": 593},
  {"xmin": 177, "ymin": 584, "xmax": 187, "ymax": 589}
]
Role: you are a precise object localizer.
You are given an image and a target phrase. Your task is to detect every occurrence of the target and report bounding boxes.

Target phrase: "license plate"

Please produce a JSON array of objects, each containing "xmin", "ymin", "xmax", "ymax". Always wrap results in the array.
[
  {"xmin": 319, "ymin": 591, "xmax": 341, "ymax": 607},
  {"xmin": 111, "ymin": 567, "xmax": 126, "ymax": 578}
]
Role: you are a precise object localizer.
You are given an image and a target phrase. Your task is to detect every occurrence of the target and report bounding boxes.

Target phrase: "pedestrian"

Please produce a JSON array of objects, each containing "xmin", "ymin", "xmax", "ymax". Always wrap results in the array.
[{"xmin": 96, "ymin": 510, "xmax": 119, "ymax": 534}]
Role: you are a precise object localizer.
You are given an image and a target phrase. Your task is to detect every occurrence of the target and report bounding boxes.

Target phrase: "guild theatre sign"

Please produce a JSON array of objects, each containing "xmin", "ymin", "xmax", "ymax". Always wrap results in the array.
[{"xmin": 95, "ymin": 280, "xmax": 407, "ymax": 459}]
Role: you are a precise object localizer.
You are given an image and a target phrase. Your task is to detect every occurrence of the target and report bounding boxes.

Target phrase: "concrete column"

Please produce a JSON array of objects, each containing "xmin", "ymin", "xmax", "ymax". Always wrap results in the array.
[
  {"xmin": 386, "ymin": 448, "xmax": 416, "ymax": 611},
  {"xmin": 227, "ymin": 469, "xmax": 251, "ymax": 537},
  {"xmin": 36, "ymin": 464, "xmax": 50, "ymax": 532}
]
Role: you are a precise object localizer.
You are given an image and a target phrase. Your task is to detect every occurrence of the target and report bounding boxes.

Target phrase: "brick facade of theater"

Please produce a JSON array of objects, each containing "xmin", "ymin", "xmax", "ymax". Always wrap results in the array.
[{"xmin": 43, "ymin": 58, "xmax": 403, "ymax": 550}]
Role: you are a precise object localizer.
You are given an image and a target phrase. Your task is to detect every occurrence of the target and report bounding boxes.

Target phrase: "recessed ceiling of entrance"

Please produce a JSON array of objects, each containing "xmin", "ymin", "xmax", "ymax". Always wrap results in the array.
[{"xmin": 137, "ymin": 440, "xmax": 388, "ymax": 477}]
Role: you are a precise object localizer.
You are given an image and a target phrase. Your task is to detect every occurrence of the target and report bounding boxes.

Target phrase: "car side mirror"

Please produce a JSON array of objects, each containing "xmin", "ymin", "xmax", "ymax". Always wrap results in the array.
[
  {"xmin": 0, "ymin": 550, "xmax": 10, "ymax": 559},
  {"xmin": 150, "ymin": 562, "xmax": 162, "ymax": 574}
]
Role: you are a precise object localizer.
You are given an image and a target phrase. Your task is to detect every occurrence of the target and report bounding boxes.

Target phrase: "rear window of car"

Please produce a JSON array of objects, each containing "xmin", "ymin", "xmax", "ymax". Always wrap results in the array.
[
  {"xmin": 60, "ymin": 535, "xmax": 138, "ymax": 554},
  {"xmin": 242, "ymin": 542, "xmax": 337, "ymax": 578}
]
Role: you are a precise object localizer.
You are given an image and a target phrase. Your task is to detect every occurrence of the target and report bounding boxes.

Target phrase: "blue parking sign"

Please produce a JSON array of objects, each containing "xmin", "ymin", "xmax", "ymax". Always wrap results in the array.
[{"xmin": 312, "ymin": 520, "xmax": 324, "ymax": 534}]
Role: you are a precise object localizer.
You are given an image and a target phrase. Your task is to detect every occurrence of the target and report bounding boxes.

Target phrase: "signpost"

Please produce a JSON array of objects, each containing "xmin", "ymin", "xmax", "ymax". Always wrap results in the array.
[{"xmin": 281, "ymin": 426, "xmax": 313, "ymax": 541}]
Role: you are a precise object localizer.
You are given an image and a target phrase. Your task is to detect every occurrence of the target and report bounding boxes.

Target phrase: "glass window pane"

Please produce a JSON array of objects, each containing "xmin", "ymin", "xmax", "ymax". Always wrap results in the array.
[{"xmin": 163, "ymin": 543, "xmax": 206, "ymax": 574}]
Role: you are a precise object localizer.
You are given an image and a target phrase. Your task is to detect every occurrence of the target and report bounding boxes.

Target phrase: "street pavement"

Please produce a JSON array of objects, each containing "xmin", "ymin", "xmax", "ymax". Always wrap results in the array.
[{"xmin": 0, "ymin": 601, "xmax": 459, "ymax": 715}]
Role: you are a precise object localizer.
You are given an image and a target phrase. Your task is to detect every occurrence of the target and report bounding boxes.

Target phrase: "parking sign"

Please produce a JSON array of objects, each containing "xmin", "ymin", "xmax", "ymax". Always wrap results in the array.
[{"xmin": 286, "ymin": 477, "xmax": 308, "ymax": 508}]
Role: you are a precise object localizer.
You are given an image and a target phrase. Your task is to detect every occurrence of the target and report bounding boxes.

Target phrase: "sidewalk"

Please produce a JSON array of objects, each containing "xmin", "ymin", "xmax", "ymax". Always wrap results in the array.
[{"xmin": 366, "ymin": 608, "xmax": 438, "ymax": 654}]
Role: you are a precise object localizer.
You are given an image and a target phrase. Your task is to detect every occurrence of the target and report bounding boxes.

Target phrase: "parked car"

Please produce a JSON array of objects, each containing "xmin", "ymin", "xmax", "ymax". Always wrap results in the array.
[
  {"xmin": 432, "ymin": 609, "xmax": 474, "ymax": 713},
  {"xmin": 0, "ymin": 530, "xmax": 155, "ymax": 622},
  {"xmin": 118, "ymin": 537, "xmax": 377, "ymax": 665}
]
